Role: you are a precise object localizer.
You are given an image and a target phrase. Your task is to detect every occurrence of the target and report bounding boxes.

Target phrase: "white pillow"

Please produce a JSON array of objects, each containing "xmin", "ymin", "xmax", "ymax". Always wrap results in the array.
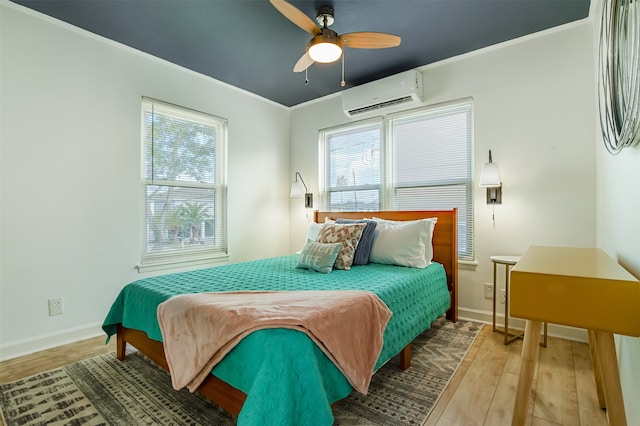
[
  {"xmin": 296, "ymin": 222, "xmax": 324, "ymax": 254},
  {"xmin": 369, "ymin": 217, "xmax": 437, "ymax": 268},
  {"xmin": 307, "ymin": 221, "xmax": 323, "ymax": 241}
]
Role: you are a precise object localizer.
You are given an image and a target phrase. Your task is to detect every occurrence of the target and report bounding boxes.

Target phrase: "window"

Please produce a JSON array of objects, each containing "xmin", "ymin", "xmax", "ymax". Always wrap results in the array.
[
  {"xmin": 321, "ymin": 100, "xmax": 474, "ymax": 260},
  {"xmin": 139, "ymin": 98, "xmax": 227, "ymax": 271},
  {"xmin": 324, "ymin": 121, "xmax": 382, "ymax": 211}
]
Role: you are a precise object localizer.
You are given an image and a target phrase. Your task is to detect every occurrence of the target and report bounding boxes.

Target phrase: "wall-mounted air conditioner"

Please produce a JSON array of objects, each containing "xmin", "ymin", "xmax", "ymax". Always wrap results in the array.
[{"xmin": 341, "ymin": 69, "xmax": 423, "ymax": 119}]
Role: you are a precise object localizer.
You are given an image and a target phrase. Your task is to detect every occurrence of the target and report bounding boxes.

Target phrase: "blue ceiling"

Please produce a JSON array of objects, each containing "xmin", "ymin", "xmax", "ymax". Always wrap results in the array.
[{"xmin": 12, "ymin": 0, "xmax": 591, "ymax": 107}]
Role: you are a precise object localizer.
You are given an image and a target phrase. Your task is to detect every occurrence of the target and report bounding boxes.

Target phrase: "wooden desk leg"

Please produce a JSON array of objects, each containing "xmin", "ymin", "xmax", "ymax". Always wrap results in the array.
[
  {"xmin": 512, "ymin": 320, "xmax": 542, "ymax": 426},
  {"xmin": 592, "ymin": 330, "xmax": 627, "ymax": 426},
  {"xmin": 588, "ymin": 330, "xmax": 607, "ymax": 410}
]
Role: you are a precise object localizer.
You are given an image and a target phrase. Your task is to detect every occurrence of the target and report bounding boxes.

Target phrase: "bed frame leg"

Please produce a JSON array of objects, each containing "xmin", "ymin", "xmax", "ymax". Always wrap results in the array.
[
  {"xmin": 399, "ymin": 343, "xmax": 411, "ymax": 370},
  {"xmin": 446, "ymin": 290, "xmax": 458, "ymax": 322},
  {"xmin": 116, "ymin": 325, "xmax": 126, "ymax": 361}
]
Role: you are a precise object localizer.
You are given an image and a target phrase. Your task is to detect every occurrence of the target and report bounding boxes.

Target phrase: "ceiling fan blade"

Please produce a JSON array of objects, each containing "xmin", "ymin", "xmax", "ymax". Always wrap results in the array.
[
  {"xmin": 293, "ymin": 52, "xmax": 314, "ymax": 72},
  {"xmin": 339, "ymin": 32, "xmax": 401, "ymax": 49},
  {"xmin": 270, "ymin": 0, "xmax": 321, "ymax": 36}
]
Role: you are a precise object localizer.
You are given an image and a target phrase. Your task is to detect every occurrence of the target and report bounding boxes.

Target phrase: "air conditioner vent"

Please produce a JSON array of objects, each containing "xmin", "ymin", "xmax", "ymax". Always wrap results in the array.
[
  {"xmin": 347, "ymin": 96, "xmax": 414, "ymax": 116},
  {"xmin": 342, "ymin": 70, "xmax": 423, "ymax": 119}
]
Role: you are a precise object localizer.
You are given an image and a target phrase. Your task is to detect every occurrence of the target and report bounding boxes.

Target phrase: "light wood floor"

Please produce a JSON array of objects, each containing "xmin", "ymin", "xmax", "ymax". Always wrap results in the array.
[
  {"xmin": 425, "ymin": 325, "xmax": 608, "ymax": 426},
  {"xmin": 0, "ymin": 324, "xmax": 609, "ymax": 426}
]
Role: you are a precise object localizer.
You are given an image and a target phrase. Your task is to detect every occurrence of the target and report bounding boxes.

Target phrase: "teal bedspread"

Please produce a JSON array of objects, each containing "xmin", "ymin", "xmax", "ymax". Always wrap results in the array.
[{"xmin": 102, "ymin": 255, "xmax": 450, "ymax": 425}]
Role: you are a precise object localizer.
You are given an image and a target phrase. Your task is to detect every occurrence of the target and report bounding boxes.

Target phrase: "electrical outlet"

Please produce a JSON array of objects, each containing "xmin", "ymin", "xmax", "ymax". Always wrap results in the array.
[
  {"xmin": 48, "ymin": 297, "xmax": 64, "ymax": 316},
  {"xmin": 483, "ymin": 283, "xmax": 493, "ymax": 299}
]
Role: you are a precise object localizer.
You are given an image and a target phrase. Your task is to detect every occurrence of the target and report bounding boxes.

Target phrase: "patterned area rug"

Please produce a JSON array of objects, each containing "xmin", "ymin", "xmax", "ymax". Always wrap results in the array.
[{"xmin": 0, "ymin": 318, "xmax": 481, "ymax": 426}]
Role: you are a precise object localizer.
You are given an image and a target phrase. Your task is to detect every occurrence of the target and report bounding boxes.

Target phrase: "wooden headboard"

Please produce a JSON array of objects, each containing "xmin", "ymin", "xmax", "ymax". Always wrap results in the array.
[{"xmin": 313, "ymin": 209, "xmax": 458, "ymax": 322}]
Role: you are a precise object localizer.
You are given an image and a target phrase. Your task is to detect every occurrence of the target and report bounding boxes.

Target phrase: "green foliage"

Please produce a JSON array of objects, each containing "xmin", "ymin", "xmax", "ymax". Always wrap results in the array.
[
  {"xmin": 144, "ymin": 112, "xmax": 216, "ymax": 183},
  {"xmin": 178, "ymin": 201, "xmax": 212, "ymax": 240}
]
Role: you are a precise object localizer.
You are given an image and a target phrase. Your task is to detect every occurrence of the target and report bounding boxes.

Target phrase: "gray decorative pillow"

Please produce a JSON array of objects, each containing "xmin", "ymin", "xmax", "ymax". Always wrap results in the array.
[
  {"xmin": 336, "ymin": 219, "xmax": 377, "ymax": 265},
  {"xmin": 296, "ymin": 241, "xmax": 342, "ymax": 274},
  {"xmin": 316, "ymin": 223, "xmax": 366, "ymax": 270}
]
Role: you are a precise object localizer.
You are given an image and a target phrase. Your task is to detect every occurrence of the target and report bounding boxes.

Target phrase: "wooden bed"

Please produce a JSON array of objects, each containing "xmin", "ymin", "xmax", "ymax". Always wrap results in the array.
[{"xmin": 114, "ymin": 209, "xmax": 458, "ymax": 418}]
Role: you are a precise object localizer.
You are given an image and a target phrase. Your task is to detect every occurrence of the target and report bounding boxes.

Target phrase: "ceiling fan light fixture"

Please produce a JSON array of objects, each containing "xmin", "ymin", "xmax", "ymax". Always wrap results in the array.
[
  {"xmin": 271, "ymin": 0, "xmax": 401, "ymax": 74},
  {"xmin": 308, "ymin": 33, "xmax": 342, "ymax": 63}
]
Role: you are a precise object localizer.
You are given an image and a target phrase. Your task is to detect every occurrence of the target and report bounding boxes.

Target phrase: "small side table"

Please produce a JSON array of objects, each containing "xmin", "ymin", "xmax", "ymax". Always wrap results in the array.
[{"xmin": 490, "ymin": 255, "xmax": 547, "ymax": 346}]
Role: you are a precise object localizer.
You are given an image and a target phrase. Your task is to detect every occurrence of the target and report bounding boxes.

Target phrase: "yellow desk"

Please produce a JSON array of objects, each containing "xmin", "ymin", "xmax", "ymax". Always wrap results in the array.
[{"xmin": 509, "ymin": 246, "xmax": 640, "ymax": 426}]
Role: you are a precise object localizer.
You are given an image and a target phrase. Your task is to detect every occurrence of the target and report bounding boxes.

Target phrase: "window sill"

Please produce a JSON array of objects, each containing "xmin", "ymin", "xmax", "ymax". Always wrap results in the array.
[
  {"xmin": 137, "ymin": 252, "xmax": 230, "ymax": 274},
  {"xmin": 459, "ymin": 259, "xmax": 478, "ymax": 271}
]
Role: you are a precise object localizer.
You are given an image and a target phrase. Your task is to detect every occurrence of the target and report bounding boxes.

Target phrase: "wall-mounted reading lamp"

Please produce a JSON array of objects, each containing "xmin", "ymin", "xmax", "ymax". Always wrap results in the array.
[
  {"xmin": 479, "ymin": 150, "xmax": 502, "ymax": 204},
  {"xmin": 290, "ymin": 172, "xmax": 313, "ymax": 208}
]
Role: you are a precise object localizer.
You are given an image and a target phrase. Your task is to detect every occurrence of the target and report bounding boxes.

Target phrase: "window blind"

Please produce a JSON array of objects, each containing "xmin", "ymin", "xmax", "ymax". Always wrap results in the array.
[
  {"xmin": 323, "ymin": 121, "xmax": 382, "ymax": 211},
  {"xmin": 389, "ymin": 102, "xmax": 474, "ymax": 259},
  {"xmin": 140, "ymin": 98, "xmax": 227, "ymax": 270}
]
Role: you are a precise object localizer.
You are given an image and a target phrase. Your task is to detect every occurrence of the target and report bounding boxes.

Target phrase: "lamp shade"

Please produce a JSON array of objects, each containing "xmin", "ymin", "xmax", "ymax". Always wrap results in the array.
[
  {"xmin": 308, "ymin": 32, "xmax": 342, "ymax": 63},
  {"xmin": 309, "ymin": 42, "xmax": 342, "ymax": 63},
  {"xmin": 290, "ymin": 180, "xmax": 304, "ymax": 197},
  {"xmin": 479, "ymin": 162, "xmax": 501, "ymax": 187}
]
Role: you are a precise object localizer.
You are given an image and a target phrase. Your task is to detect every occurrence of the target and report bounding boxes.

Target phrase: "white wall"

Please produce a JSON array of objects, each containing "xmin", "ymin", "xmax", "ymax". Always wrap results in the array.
[
  {"xmin": 590, "ymin": 2, "xmax": 640, "ymax": 424},
  {"xmin": 0, "ymin": 2, "xmax": 291, "ymax": 358},
  {"xmin": 597, "ymin": 147, "xmax": 640, "ymax": 424},
  {"xmin": 596, "ymin": 127, "xmax": 640, "ymax": 426},
  {"xmin": 290, "ymin": 21, "xmax": 596, "ymax": 335}
]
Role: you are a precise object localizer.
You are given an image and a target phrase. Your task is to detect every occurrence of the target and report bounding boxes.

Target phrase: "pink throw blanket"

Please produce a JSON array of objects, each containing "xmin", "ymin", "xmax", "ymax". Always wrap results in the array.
[{"xmin": 157, "ymin": 290, "xmax": 392, "ymax": 394}]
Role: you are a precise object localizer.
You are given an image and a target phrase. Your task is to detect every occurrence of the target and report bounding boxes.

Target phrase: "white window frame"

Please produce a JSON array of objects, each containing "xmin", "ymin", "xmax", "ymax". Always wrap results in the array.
[
  {"xmin": 320, "ymin": 99, "xmax": 474, "ymax": 260},
  {"xmin": 138, "ymin": 98, "xmax": 228, "ymax": 272}
]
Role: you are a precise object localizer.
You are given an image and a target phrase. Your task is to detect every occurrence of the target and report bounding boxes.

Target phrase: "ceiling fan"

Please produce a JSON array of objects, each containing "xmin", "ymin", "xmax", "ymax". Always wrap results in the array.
[{"xmin": 269, "ymin": 0, "xmax": 401, "ymax": 75}]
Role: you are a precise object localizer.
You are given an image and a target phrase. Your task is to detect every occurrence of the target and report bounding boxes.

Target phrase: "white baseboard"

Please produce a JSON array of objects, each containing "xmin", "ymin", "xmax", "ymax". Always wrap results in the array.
[
  {"xmin": 458, "ymin": 307, "xmax": 589, "ymax": 343},
  {"xmin": 0, "ymin": 322, "xmax": 105, "ymax": 361},
  {"xmin": 0, "ymin": 308, "xmax": 590, "ymax": 362}
]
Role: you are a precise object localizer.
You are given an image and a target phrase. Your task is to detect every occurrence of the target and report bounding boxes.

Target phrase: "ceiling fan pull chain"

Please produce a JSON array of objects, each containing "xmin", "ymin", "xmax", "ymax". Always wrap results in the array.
[
  {"xmin": 305, "ymin": 48, "xmax": 309, "ymax": 85},
  {"xmin": 341, "ymin": 52, "xmax": 345, "ymax": 87}
]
